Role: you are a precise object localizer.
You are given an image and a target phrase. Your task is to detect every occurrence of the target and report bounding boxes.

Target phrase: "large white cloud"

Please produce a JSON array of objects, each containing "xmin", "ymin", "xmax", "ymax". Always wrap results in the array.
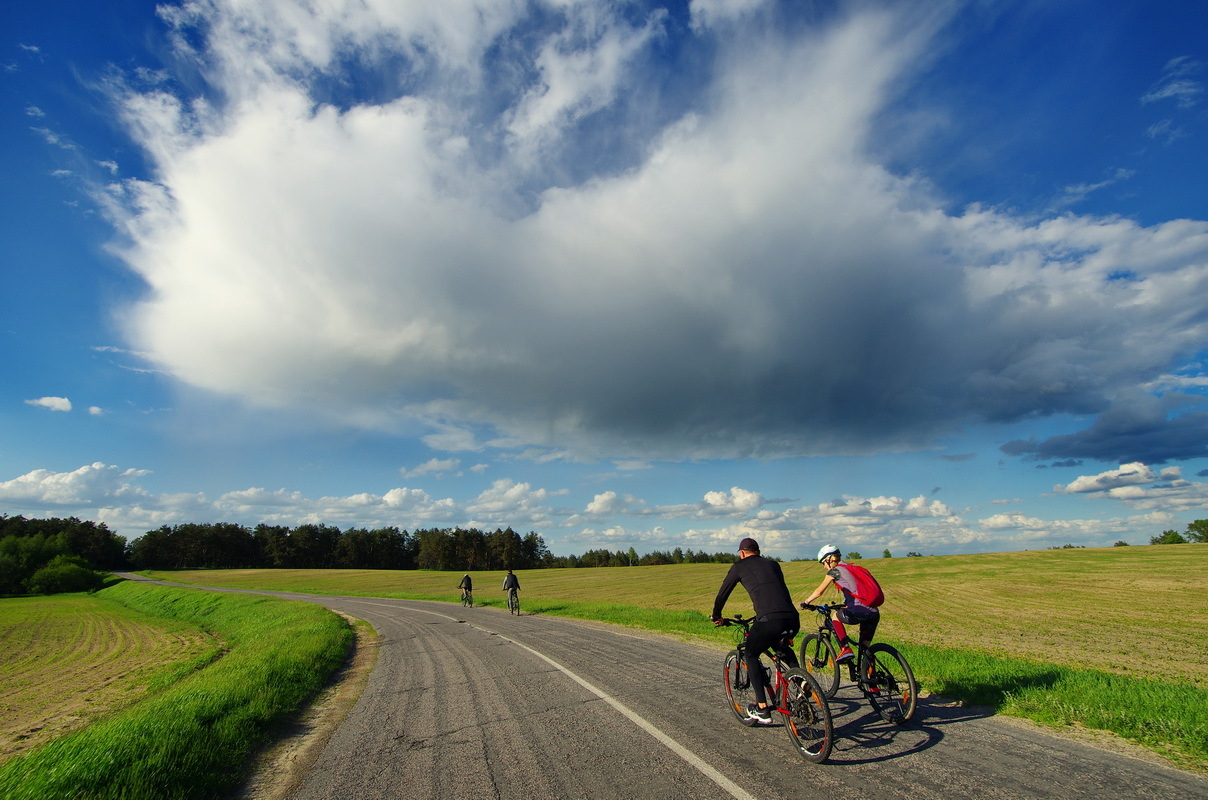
[{"xmin": 100, "ymin": 0, "xmax": 1208, "ymax": 463}]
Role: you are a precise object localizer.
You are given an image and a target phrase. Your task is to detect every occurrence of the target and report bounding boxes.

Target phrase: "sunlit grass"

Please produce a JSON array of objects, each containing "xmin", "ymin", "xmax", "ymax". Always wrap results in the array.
[
  {"xmin": 0, "ymin": 581, "xmax": 352, "ymax": 800},
  {"xmin": 0, "ymin": 595, "xmax": 217, "ymax": 764}
]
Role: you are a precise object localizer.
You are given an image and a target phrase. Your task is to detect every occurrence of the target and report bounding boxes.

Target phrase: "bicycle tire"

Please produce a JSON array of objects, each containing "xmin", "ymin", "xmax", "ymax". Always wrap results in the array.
[
  {"xmin": 507, "ymin": 589, "xmax": 519, "ymax": 615},
  {"xmin": 781, "ymin": 669, "xmax": 834, "ymax": 763},
  {"xmin": 723, "ymin": 650, "xmax": 759, "ymax": 726},
  {"xmin": 798, "ymin": 633, "xmax": 840, "ymax": 699},
  {"xmin": 863, "ymin": 643, "xmax": 917, "ymax": 724}
]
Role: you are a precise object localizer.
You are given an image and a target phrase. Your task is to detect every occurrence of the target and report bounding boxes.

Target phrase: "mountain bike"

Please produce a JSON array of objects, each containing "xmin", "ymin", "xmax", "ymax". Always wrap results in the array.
[
  {"xmin": 799, "ymin": 603, "xmax": 917, "ymax": 724},
  {"xmin": 507, "ymin": 587, "xmax": 520, "ymax": 615},
  {"xmin": 719, "ymin": 615, "xmax": 834, "ymax": 763},
  {"xmin": 461, "ymin": 588, "xmax": 473, "ymax": 608}
]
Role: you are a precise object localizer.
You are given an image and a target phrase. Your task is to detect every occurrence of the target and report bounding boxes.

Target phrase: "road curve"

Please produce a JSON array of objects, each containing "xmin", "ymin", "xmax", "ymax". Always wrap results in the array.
[
  {"xmin": 118, "ymin": 578, "xmax": 1208, "ymax": 799},
  {"xmin": 238, "ymin": 591, "xmax": 1206, "ymax": 800}
]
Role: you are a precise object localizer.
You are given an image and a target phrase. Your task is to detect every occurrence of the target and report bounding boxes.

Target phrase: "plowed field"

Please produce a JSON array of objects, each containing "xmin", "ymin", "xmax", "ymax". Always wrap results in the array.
[{"xmin": 0, "ymin": 594, "xmax": 216, "ymax": 763}]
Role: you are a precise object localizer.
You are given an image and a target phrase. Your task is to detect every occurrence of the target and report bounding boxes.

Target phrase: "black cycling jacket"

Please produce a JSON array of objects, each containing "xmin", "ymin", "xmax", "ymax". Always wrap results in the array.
[{"xmin": 712, "ymin": 555, "xmax": 797, "ymax": 621}]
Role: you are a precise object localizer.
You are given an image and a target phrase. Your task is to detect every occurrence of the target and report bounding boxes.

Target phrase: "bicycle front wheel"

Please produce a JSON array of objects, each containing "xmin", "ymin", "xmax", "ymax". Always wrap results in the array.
[
  {"xmin": 781, "ymin": 669, "xmax": 833, "ymax": 763},
  {"xmin": 798, "ymin": 633, "xmax": 840, "ymax": 699},
  {"xmin": 863, "ymin": 643, "xmax": 917, "ymax": 724},
  {"xmin": 723, "ymin": 651, "xmax": 758, "ymax": 726}
]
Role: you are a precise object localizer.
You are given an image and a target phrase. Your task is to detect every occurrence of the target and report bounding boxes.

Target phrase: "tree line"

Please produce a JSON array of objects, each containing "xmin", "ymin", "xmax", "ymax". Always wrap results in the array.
[
  {"xmin": 124, "ymin": 523, "xmax": 739, "ymax": 571},
  {"xmin": 0, "ymin": 515, "xmax": 126, "ymax": 595},
  {"xmin": 0, "ymin": 515, "xmax": 740, "ymax": 595}
]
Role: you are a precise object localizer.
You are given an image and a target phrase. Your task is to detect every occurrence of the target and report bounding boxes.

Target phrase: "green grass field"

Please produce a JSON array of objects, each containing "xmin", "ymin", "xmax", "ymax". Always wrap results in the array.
[
  {"xmin": 148, "ymin": 544, "xmax": 1208, "ymax": 770},
  {"xmin": 0, "ymin": 581, "xmax": 352, "ymax": 800},
  {"xmin": 0, "ymin": 594, "xmax": 217, "ymax": 763}
]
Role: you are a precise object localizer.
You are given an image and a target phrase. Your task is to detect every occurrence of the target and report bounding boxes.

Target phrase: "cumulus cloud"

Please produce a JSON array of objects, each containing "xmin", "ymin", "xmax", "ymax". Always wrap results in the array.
[
  {"xmin": 585, "ymin": 490, "xmax": 625, "ymax": 515},
  {"xmin": 26, "ymin": 396, "xmax": 72, "ymax": 412},
  {"xmin": 0, "ymin": 462, "xmax": 150, "ymax": 504},
  {"xmin": 95, "ymin": 0, "xmax": 1208, "ymax": 467},
  {"xmin": 1049, "ymin": 461, "xmax": 1208, "ymax": 513},
  {"xmin": 701, "ymin": 487, "xmax": 764, "ymax": 515}
]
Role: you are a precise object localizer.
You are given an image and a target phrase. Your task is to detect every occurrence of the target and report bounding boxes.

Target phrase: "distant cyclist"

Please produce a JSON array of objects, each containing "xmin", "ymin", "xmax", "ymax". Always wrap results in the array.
[
  {"xmin": 458, "ymin": 573, "xmax": 473, "ymax": 606},
  {"xmin": 801, "ymin": 545, "xmax": 881, "ymax": 664},
  {"xmin": 502, "ymin": 569, "xmax": 520, "ymax": 611},
  {"xmin": 711, "ymin": 537, "xmax": 799, "ymax": 724}
]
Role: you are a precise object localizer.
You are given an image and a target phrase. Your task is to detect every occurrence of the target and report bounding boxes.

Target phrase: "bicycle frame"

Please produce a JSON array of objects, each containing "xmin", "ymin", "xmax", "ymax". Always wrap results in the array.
[
  {"xmin": 723, "ymin": 615, "xmax": 797, "ymax": 711},
  {"xmin": 807, "ymin": 605, "xmax": 866, "ymax": 682}
]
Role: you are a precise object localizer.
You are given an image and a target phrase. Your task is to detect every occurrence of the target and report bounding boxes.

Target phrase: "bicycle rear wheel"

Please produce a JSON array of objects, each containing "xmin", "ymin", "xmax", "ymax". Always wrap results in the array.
[
  {"xmin": 798, "ymin": 633, "xmax": 840, "ymax": 699},
  {"xmin": 723, "ymin": 651, "xmax": 758, "ymax": 726},
  {"xmin": 863, "ymin": 643, "xmax": 917, "ymax": 724},
  {"xmin": 781, "ymin": 669, "xmax": 833, "ymax": 763}
]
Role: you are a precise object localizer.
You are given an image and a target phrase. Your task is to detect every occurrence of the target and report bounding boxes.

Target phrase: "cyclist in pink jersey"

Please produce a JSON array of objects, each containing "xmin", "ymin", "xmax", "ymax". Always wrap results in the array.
[{"xmin": 800, "ymin": 545, "xmax": 880, "ymax": 663}]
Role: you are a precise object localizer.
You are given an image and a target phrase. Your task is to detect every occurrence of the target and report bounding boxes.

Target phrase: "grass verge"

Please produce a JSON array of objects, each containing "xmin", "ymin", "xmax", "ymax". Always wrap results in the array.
[
  {"xmin": 901, "ymin": 642, "xmax": 1207, "ymax": 771},
  {"xmin": 0, "ymin": 580, "xmax": 352, "ymax": 800}
]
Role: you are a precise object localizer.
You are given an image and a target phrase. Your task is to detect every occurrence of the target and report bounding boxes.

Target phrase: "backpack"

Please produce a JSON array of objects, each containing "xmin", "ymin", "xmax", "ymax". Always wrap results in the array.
[{"xmin": 843, "ymin": 563, "xmax": 884, "ymax": 608}]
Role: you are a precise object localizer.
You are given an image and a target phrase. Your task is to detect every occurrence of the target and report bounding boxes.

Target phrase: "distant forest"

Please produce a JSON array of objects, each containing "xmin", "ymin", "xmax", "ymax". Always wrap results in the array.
[{"xmin": 1, "ymin": 516, "xmax": 739, "ymax": 594}]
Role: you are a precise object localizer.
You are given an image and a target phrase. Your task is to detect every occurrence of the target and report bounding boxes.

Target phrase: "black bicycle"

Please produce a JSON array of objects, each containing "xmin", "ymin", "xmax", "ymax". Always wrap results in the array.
[
  {"xmin": 799, "ymin": 603, "xmax": 917, "ymax": 724},
  {"xmin": 506, "ymin": 587, "xmax": 520, "ymax": 615},
  {"xmin": 460, "ymin": 587, "xmax": 473, "ymax": 608},
  {"xmin": 719, "ymin": 615, "xmax": 834, "ymax": 763}
]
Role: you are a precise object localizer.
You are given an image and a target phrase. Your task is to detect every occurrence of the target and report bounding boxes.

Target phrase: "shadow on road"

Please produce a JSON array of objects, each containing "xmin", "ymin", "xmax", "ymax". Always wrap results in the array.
[{"xmin": 820, "ymin": 693, "xmax": 994, "ymax": 765}]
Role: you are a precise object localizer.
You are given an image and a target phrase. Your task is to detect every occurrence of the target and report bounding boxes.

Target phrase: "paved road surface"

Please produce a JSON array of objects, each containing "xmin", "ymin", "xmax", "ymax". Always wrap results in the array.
[{"xmin": 214, "ymin": 590, "xmax": 1207, "ymax": 800}]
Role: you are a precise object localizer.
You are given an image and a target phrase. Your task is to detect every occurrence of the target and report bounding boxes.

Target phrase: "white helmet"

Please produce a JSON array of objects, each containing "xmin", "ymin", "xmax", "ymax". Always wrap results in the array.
[{"xmin": 816, "ymin": 544, "xmax": 840, "ymax": 563}]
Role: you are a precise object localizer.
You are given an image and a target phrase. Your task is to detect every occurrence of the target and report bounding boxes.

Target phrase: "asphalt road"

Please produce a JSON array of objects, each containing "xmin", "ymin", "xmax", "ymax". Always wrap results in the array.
[{"xmin": 224, "ymin": 591, "xmax": 1208, "ymax": 800}]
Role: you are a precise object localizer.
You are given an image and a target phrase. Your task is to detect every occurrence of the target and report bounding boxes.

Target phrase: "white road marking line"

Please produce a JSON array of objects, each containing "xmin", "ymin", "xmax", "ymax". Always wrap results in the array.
[
  {"xmin": 339, "ymin": 601, "xmax": 762, "ymax": 800},
  {"xmin": 496, "ymin": 632, "xmax": 759, "ymax": 800}
]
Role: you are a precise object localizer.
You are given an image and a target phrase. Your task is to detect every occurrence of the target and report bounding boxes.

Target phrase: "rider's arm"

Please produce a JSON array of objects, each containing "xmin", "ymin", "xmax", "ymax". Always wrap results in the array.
[
  {"xmin": 712, "ymin": 562, "xmax": 742, "ymax": 621},
  {"xmin": 801, "ymin": 573, "xmax": 835, "ymax": 606}
]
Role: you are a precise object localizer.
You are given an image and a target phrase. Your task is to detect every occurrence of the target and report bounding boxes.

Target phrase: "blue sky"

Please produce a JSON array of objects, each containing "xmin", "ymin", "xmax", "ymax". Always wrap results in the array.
[{"xmin": 3, "ymin": 0, "xmax": 1207, "ymax": 559}]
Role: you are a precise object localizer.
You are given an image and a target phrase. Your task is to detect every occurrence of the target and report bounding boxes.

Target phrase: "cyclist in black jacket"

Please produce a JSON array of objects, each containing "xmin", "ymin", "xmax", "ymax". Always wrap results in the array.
[{"xmin": 711, "ymin": 537, "xmax": 800, "ymax": 723}]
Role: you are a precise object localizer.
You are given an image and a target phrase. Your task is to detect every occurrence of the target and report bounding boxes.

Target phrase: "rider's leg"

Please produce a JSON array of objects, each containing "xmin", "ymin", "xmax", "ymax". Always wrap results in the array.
[
  {"xmin": 832, "ymin": 612, "xmax": 855, "ymax": 662},
  {"xmin": 744, "ymin": 622, "xmax": 782, "ymax": 707},
  {"xmin": 845, "ymin": 608, "xmax": 880, "ymax": 683}
]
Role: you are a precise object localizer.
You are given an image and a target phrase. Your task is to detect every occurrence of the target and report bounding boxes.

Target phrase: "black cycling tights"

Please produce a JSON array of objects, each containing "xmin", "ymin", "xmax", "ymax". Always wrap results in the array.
[{"xmin": 745, "ymin": 619, "xmax": 799, "ymax": 706}]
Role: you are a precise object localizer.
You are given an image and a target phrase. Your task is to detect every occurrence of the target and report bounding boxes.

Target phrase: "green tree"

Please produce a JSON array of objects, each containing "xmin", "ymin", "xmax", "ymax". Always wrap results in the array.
[
  {"xmin": 25, "ymin": 554, "xmax": 104, "ymax": 594},
  {"xmin": 1150, "ymin": 530, "xmax": 1188, "ymax": 545},
  {"xmin": 847, "ymin": 551, "xmax": 862, "ymax": 560},
  {"xmin": 882, "ymin": 549, "xmax": 893, "ymax": 558},
  {"xmin": 1113, "ymin": 540, "xmax": 1130, "ymax": 547},
  {"xmin": 1185, "ymin": 519, "xmax": 1208, "ymax": 543}
]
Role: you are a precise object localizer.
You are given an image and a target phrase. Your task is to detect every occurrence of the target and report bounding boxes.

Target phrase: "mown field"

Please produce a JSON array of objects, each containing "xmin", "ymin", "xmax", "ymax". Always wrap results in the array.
[
  {"xmin": 150, "ymin": 543, "xmax": 1208, "ymax": 688},
  {"xmin": 0, "ymin": 581, "xmax": 352, "ymax": 799},
  {"xmin": 0, "ymin": 594, "xmax": 218, "ymax": 764}
]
